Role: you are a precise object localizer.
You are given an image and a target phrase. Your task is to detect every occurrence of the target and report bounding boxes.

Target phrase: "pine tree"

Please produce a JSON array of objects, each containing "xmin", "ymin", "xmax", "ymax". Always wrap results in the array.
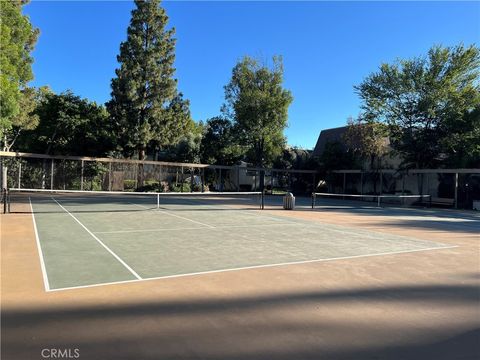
[{"xmin": 107, "ymin": 0, "xmax": 188, "ymax": 185}]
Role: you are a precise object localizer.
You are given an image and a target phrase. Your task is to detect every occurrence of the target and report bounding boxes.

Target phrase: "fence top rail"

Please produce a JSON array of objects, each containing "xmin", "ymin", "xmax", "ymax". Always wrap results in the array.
[
  {"xmin": 313, "ymin": 192, "xmax": 431, "ymax": 199},
  {"xmin": 0, "ymin": 151, "xmax": 318, "ymax": 174},
  {"xmin": 245, "ymin": 167, "xmax": 317, "ymax": 174},
  {"xmin": 8, "ymin": 188, "xmax": 263, "ymax": 196},
  {"xmin": 331, "ymin": 168, "xmax": 480, "ymax": 174},
  {"xmin": 0, "ymin": 151, "xmax": 228, "ymax": 169}
]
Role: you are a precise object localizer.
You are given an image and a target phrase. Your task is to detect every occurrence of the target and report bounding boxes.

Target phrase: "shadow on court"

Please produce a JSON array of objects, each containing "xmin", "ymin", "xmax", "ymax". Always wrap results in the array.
[
  {"xmin": 272, "ymin": 197, "xmax": 480, "ymax": 235},
  {"xmin": 2, "ymin": 282, "xmax": 479, "ymax": 360}
]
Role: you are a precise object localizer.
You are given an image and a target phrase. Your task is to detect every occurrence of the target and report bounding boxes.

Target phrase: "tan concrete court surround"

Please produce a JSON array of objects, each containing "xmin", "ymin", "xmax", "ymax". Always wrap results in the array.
[{"xmin": 1, "ymin": 198, "xmax": 479, "ymax": 360}]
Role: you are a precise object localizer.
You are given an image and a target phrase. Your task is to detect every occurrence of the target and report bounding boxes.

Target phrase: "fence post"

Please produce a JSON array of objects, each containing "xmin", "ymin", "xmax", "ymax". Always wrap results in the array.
[
  {"xmin": 108, "ymin": 162, "xmax": 112, "ymax": 191},
  {"xmin": 236, "ymin": 166, "xmax": 240, "ymax": 192},
  {"xmin": 62, "ymin": 160, "xmax": 66, "ymax": 190},
  {"xmin": 134, "ymin": 163, "xmax": 138, "ymax": 189},
  {"xmin": 1, "ymin": 165, "xmax": 7, "ymax": 190},
  {"xmin": 201, "ymin": 168, "xmax": 205, "ymax": 193},
  {"xmin": 50, "ymin": 159, "xmax": 54, "ymax": 190},
  {"xmin": 181, "ymin": 166, "xmax": 184, "ymax": 193},
  {"xmin": 80, "ymin": 160, "xmax": 84, "ymax": 190},
  {"xmin": 190, "ymin": 167, "xmax": 194, "ymax": 192},
  {"xmin": 454, "ymin": 172, "xmax": 459, "ymax": 209},
  {"xmin": 158, "ymin": 164, "xmax": 163, "ymax": 191},
  {"xmin": 426, "ymin": 173, "xmax": 430, "ymax": 206},
  {"xmin": 260, "ymin": 169, "xmax": 265, "ymax": 194},
  {"xmin": 379, "ymin": 170, "xmax": 383, "ymax": 195},
  {"xmin": 360, "ymin": 172, "xmax": 364, "ymax": 195},
  {"xmin": 18, "ymin": 161, "xmax": 22, "ymax": 189},
  {"xmin": 219, "ymin": 168, "xmax": 223, "ymax": 192}
]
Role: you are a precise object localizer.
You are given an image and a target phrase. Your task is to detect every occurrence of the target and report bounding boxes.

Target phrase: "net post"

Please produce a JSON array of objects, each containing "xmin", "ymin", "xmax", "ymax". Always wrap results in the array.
[
  {"xmin": 260, "ymin": 191, "xmax": 264, "ymax": 210},
  {"xmin": 157, "ymin": 193, "xmax": 160, "ymax": 209},
  {"xmin": 311, "ymin": 192, "xmax": 316, "ymax": 209}
]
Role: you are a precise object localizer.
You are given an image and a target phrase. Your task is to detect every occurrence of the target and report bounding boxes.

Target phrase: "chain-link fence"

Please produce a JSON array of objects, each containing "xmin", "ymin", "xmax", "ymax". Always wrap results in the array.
[
  {"xmin": 329, "ymin": 169, "xmax": 480, "ymax": 209},
  {"xmin": 1, "ymin": 152, "xmax": 318, "ymax": 197}
]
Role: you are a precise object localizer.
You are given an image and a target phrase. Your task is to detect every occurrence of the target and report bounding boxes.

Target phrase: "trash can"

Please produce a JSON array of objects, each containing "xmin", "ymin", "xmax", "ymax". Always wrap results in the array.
[
  {"xmin": 283, "ymin": 192, "xmax": 295, "ymax": 210},
  {"xmin": 473, "ymin": 200, "xmax": 480, "ymax": 211}
]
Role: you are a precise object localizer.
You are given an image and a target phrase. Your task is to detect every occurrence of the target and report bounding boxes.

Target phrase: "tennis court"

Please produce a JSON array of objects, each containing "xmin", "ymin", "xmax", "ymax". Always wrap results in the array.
[
  {"xmin": 3, "ymin": 187, "xmax": 479, "ymax": 360},
  {"xmin": 8, "ymin": 189, "xmax": 456, "ymax": 291}
]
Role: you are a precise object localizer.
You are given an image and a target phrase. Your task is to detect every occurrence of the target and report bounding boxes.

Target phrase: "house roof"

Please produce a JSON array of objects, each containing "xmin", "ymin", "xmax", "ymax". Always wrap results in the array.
[{"xmin": 312, "ymin": 126, "xmax": 349, "ymax": 157}]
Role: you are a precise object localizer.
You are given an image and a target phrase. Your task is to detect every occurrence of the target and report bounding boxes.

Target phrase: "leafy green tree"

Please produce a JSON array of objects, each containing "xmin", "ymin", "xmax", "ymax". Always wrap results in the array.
[
  {"xmin": 317, "ymin": 141, "xmax": 359, "ymax": 193},
  {"xmin": 200, "ymin": 117, "xmax": 243, "ymax": 165},
  {"xmin": 319, "ymin": 141, "xmax": 358, "ymax": 171},
  {"xmin": 0, "ymin": 0, "xmax": 39, "ymax": 147},
  {"xmin": 223, "ymin": 56, "xmax": 293, "ymax": 167},
  {"xmin": 343, "ymin": 116, "xmax": 389, "ymax": 170},
  {"xmin": 441, "ymin": 103, "xmax": 480, "ymax": 168},
  {"xmin": 273, "ymin": 147, "xmax": 311, "ymax": 170},
  {"xmin": 21, "ymin": 91, "xmax": 114, "ymax": 156},
  {"xmin": 355, "ymin": 44, "xmax": 480, "ymax": 169},
  {"xmin": 172, "ymin": 130, "xmax": 202, "ymax": 163},
  {"xmin": 107, "ymin": 0, "xmax": 189, "ymax": 185},
  {"xmin": 343, "ymin": 117, "xmax": 390, "ymax": 193},
  {"xmin": 3, "ymin": 86, "xmax": 49, "ymax": 151},
  {"xmin": 160, "ymin": 120, "xmax": 203, "ymax": 163}
]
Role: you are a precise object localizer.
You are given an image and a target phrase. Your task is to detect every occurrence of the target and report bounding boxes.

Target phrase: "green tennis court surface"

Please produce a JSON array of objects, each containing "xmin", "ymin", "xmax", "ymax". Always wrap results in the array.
[{"xmin": 27, "ymin": 193, "xmax": 454, "ymax": 291}]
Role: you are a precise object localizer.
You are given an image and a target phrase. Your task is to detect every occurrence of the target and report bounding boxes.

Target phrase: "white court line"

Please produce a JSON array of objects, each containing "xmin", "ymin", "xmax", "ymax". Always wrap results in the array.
[
  {"xmin": 29, "ymin": 197, "xmax": 51, "ymax": 292},
  {"xmin": 130, "ymin": 202, "xmax": 215, "ymax": 228},
  {"xmin": 94, "ymin": 222, "xmax": 302, "ymax": 234},
  {"xmin": 51, "ymin": 197, "xmax": 142, "ymax": 280},
  {"xmin": 238, "ymin": 209, "xmax": 302, "ymax": 224},
  {"xmin": 46, "ymin": 244, "xmax": 458, "ymax": 292}
]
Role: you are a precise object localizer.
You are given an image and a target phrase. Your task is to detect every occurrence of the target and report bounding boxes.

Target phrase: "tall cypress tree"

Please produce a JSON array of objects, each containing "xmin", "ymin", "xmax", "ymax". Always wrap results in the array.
[{"xmin": 108, "ymin": 0, "xmax": 188, "ymax": 185}]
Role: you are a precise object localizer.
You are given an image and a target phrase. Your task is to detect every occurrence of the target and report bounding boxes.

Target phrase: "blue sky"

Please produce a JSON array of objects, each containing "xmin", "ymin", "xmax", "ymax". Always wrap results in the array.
[{"xmin": 24, "ymin": 1, "xmax": 479, "ymax": 149}]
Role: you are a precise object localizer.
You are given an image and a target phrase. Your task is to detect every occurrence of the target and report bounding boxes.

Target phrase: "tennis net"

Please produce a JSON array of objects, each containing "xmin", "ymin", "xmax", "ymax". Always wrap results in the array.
[
  {"xmin": 311, "ymin": 192, "xmax": 432, "ymax": 208},
  {"xmin": 4, "ymin": 188, "xmax": 264, "ymax": 213}
]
